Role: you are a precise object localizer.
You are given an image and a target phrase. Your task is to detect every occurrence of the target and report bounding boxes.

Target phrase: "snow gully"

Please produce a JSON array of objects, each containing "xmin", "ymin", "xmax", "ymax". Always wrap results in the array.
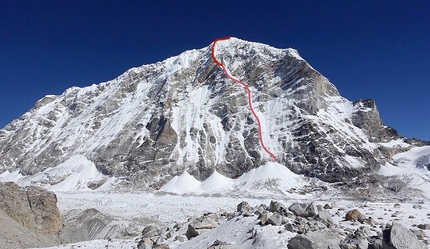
[{"xmin": 211, "ymin": 37, "xmax": 277, "ymax": 161}]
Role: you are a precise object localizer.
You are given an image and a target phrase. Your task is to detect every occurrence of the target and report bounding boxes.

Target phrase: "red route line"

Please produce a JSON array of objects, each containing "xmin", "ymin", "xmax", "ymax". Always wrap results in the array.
[{"xmin": 211, "ymin": 37, "xmax": 277, "ymax": 161}]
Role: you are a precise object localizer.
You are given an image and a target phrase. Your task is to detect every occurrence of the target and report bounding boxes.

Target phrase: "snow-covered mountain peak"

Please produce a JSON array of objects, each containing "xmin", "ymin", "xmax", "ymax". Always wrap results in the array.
[
  {"xmin": 0, "ymin": 37, "xmax": 426, "ymax": 190},
  {"xmin": 216, "ymin": 37, "xmax": 300, "ymax": 57}
]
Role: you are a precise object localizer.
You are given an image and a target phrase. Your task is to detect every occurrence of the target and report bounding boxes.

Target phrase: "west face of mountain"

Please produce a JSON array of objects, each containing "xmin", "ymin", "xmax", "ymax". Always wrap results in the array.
[{"xmin": 0, "ymin": 37, "xmax": 427, "ymax": 188}]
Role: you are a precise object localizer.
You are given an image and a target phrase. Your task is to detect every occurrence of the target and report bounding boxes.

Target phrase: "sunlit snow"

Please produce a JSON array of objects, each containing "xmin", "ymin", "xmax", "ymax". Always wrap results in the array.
[
  {"xmin": 160, "ymin": 162, "xmax": 306, "ymax": 196},
  {"xmin": 379, "ymin": 146, "xmax": 430, "ymax": 198},
  {"xmin": 0, "ymin": 155, "xmax": 114, "ymax": 191}
]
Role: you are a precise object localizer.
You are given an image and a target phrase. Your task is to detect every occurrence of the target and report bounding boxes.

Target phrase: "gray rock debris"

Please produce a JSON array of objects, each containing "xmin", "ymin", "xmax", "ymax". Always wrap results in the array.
[
  {"xmin": 153, "ymin": 245, "xmax": 170, "ymax": 249},
  {"xmin": 340, "ymin": 227, "xmax": 369, "ymax": 249},
  {"xmin": 410, "ymin": 228, "xmax": 426, "ymax": 240},
  {"xmin": 258, "ymin": 212, "xmax": 273, "ymax": 225},
  {"xmin": 269, "ymin": 200, "xmax": 294, "ymax": 217},
  {"xmin": 135, "ymin": 200, "xmax": 429, "ymax": 249},
  {"xmin": 138, "ymin": 224, "xmax": 170, "ymax": 249},
  {"xmin": 268, "ymin": 200, "xmax": 284, "ymax": 212},
  {"xmin": 137, "ymin": 237, "xmax": 153, "ymax": 249}
]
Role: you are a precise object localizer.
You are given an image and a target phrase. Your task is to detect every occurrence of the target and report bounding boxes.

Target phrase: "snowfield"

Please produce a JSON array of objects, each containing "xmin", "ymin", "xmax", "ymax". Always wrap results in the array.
[
  {"xmin": 0, "ymin": 155, "xmax": 119, "ymax": 192},
  {"xmin": 379, "ymin": 145, "xmax": 430, "ymax": 199},
  {"xmin": 160, "ymin": 162, "xmax": 308, "ymax": 195}
]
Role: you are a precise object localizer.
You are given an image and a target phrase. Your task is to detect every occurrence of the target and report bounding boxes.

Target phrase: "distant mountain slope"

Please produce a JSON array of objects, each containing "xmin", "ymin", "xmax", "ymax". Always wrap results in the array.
[{"xmin": 0, "ymin": 37, "xmax": 425, "ymax": 188}]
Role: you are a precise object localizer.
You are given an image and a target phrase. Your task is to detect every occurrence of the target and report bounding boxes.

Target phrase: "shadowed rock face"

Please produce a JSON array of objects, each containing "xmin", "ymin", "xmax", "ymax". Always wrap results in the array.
[
  {"xmin": 352, "ymin": 99, "xmax": 400, "ymax": 142},
  {"xmin": 0, "ymin": 182, "xmax": 62, "ymax": 235},
  {"xmin": 0, "ymin": 37, "xmax": 419, "ymax": 186}
]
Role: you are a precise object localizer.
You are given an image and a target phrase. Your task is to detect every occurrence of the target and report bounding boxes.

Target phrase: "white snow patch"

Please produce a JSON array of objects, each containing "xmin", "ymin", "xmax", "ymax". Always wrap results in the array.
[
  {"xmin": 379, "ymin": 139, "xmax": 410, "ymax": 149},
  {"xmin": 160, "ymin": 162, "xmax": 305, "ymax": 195},
  {"xmin": 379, "ymin": 146, "xmax": 430, "ymax": 198},
  {"xmin": 30, "ymin": 239, "xmax": 136, "ymax": 249},
  {"xmin": 392, "ymin": 146, "xmax": 430, "ymax": 169},
  {"xmin": 235, "ymin": 162, "xmax": 302, "ymax": 191},
  {"xmin": 0, "ymin": 155, "xmax": 111, "ymax": 192},
  {"xmin": 176, "ymin": 216, "xmax": 294, "ymax": 249},
  {"xmin": 160, "ymin": 171, "xmax": 201, "ymax": 194},
  {"xmin": 43, "ymin": 155, "xmax": 107, "ymax": 191},
  {"xmin": 200, "ymin": 170, "xmax": 234, "ymax": 192},
  {"xmin": 0, "ymin": 169, "xmax": 24, "ymax": 182}
]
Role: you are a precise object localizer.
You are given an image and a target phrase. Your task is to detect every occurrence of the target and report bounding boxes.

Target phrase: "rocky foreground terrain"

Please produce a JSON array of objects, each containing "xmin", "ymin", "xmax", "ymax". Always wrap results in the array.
[
  {"xmin": 0, "ymin": 182, "xmax": 61, "ymax": 248},
  {"xmin": 1, "ymin": 180, "xmax": 429, "ymax": 249},
  {"xmin": 150, "ymin": 200, "xmax": 430, "ymax": 249}
]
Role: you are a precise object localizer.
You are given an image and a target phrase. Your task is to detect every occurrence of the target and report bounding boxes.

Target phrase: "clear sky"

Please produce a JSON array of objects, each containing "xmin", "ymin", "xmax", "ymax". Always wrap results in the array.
[{"xmin": 0, "ymin": 1, "xmax": 429, "ymax": 140}]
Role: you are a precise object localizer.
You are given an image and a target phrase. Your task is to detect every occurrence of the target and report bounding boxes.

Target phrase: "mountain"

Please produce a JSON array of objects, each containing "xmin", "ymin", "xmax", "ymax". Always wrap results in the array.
[{"xmin": 0, "ymin": 37, "xmax": 428, "ymax": 189}]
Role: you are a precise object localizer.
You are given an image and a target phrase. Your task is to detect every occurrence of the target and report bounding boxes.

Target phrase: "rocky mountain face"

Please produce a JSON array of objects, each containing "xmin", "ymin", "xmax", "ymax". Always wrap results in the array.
[{"xmin": 0, "ymin": 37, "xmax": 420, "ymax": 187}]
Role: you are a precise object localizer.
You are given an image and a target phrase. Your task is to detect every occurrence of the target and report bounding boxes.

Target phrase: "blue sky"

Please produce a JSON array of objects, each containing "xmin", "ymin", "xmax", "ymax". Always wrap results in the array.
[{"xmin": 0, "ymin": 1, "xmax": 429, "ymax": 140}]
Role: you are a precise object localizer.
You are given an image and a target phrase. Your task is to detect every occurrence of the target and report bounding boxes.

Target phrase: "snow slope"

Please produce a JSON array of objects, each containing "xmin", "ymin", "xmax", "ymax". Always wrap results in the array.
[
  {"xmin": 379, "ymin": 146, "xmax": 430, "ymax": 198},
  {"xmin": 0, "ymin": 155, "xmax": 116, "ymax": 191},
  {"xmin": 160, "ymin": 162, "xmax": 309, "ymax": 196}
]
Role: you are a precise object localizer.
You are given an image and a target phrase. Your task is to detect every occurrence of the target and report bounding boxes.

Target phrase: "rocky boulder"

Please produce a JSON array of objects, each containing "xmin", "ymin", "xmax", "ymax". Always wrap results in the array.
[
  {"xmin": 266, "ymin": 213, "xmax": 285, "ymax": 226},
  {"xmin": 383, "ymin": 222, "xmax": 426, "ymax": 249},
  {"xmin": 236, "ymin": 201, "xmax": 252, "ymax": 216},
  {"xmin": 418, "ymin": 224, "xmax": 430, "ymax": 230},
  {"xmin": 314, "ymin": 209, "xmax": 334, "ymax": 227},
  {"xmin": 0, "ymin": 182, "xmax": 62, "ymax": 235},
  {"xmin": 287, "ymin": 230, "xmax": 343, "ymax": 249},
  {"xmin": 137, "ymin": 237, "xmax": 153, "ymax": 249},
  {"xmin": 142, "ymin": 225, "xmax": 160, "ymax": 239},
  {"xmin": 185, "ymin": 224, "xmax": 200, "ymax": 240},
  {"xmin": 269, "ymin": 200, "xmax": 294, "ymax": 217},
  {"xmin": 345, "ymin": 209, "xmax": 367, "ymax": 223},
  {"xmin": 289, "ymin": 202, "xmax": 318, "ymax": 217},
  {"xmin": 185, "ymin": 212, "xmax": 220, "ymax": 239}
]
